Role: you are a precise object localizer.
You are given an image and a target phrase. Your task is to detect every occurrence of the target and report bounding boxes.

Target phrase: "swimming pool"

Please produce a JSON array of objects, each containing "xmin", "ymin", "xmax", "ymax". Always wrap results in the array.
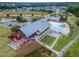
[{"xmin": 49, "ymin": 21, "xmax": 65, "ymax": 33}]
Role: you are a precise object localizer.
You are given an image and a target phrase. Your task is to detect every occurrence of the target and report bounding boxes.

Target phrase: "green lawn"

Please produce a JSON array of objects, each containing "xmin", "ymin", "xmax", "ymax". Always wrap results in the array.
[
  {"xmin": 53, "ymin": 14, "xmax": 78, "ymax": 51},
  {"xmin": 0, "ymin": 25, "xmax": 16, "ymax": 56},
  {"xmin": 63, "ymin": 14, "xmax": 79, "ymax": 57},
  {"xmin": 41, "ymin": 35, "xmax": 56, "ymax": 46},
  {"xmin": 0, "ymin": 25, "xmax": 10, "ymax": 35},
  {"xmin": 53, "ymin": 35, "xmax": 68, "ymax": 51},
  {"xmin": 63, "ymin": 38, "xmax": 79, "ymax": 57}
]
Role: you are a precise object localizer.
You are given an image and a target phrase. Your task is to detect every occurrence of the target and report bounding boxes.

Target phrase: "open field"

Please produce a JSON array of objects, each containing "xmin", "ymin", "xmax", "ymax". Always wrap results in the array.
[
  {"xmin": 25, "ymin": 47, "xmax": 56, "ymax": 57},
  {"xmin": 16, "ymin": 41, "xmax": 42, "ymax": 57},
  {"xmin": 0, "ymin": 25, "xmax": 16, "ymax": 56},
  {"xmin": 63, "ymin": 14, "xmax": 79, "ymax": 56},
  {"xmin": 0, "ymin": 11, "xmax": 48, "ymax": 15},
  {"xmin": 63, "ymin": 38, "xmax": 79, "ymax": 57},
  {"xmin": 0, "ymin": 25, "xmax": 10, "ymax": 36},
  {"xmin": 41, "ymin": 35, "xmax": 56, "ymax": 46},
  {"xmin": 53, "ymin": 14, "xmax": 78, "ymax": 51}
]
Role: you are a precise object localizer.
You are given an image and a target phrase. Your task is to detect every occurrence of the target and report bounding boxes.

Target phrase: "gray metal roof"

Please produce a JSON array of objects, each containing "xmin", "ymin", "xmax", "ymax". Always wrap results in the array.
[
  {"xmin": 2, "ymin": 20, "xmax": 16, "ymax": 26},
  {"xmin": 50, "ymin": 16, "xmax": 60, "ymax": 21},
  {"xmin": 20, "ymin": 20, "xmax": 50, "ymax": 37}
]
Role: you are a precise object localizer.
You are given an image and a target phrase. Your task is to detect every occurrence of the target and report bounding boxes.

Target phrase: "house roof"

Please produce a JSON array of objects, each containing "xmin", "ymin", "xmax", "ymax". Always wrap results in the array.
[
  {"xmin": 50, "ymin": 16, "xmax": 60, "ymax": 21},
  {"xmin": 20, "ymin": 20, "xmax": 50, "ymax": 37},
  {"xmin": 2, "ymin": 20, "xmax": 16, "ymax": 26}
]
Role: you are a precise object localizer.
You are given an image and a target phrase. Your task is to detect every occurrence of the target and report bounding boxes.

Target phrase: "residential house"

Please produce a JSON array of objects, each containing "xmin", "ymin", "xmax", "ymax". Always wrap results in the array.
[
  {"xmin": 49, "ymin": 16, "xmax": 60, "ymax": 22},
  {"xmin": 1, "ymin": 20, "xmax": 16, "ymax": 26}
]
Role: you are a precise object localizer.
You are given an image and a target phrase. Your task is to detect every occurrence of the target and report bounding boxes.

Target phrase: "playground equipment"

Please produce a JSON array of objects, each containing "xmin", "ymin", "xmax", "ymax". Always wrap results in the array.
[{"xmin": 8, "ymin": 38, "xmax": 29, "ymax": 50}]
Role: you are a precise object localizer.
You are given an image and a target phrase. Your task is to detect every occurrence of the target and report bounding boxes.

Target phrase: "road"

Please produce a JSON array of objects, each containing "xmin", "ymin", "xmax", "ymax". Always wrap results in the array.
[
  {"xmin": 57, "ymin": 31, "xmax": 79, "ymax": 57},
  {"xmin": 0, "ymin": 24, "xmax": 10, "ymax": 28}
]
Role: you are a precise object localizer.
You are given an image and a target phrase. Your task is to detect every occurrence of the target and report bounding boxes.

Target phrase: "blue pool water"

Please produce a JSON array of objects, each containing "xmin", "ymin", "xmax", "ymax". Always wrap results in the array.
[{"xmin": 50, "ymin": 22, "xmax": 65, "ymax": 33}]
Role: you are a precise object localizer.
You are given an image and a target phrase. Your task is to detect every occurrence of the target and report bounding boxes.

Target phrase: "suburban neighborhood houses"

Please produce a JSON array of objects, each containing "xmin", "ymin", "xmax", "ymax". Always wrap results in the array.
[{"xmin": 0, "ymin": 2, "xmax": 79, "ymax": 57}]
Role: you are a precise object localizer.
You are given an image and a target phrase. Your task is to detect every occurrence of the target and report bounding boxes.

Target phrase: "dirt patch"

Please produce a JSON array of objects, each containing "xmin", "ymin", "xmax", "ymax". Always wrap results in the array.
[
  {"xmin": 16, "ymin": 41, "xmax": 42, "ymax": 57},
  {"xmin": 0, "ymin": 11, "xmax": 48, "ymax": 15},
  {"xmin": 0, "ymin": 42, "xmax": 7, "ymax": 46}
]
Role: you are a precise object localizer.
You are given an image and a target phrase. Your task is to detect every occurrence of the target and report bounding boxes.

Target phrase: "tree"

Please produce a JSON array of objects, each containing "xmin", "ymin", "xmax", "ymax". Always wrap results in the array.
[
  {"xmin": 48, "ymin": 10, "xmax": 53, "ymax": 14},
  {"xmin": 16, "ymin": 15, "xmax": 22, "ymax": 22},
  {"xmin": 32, "ymin": 18, "xmax": 38, "ymax": 22},
  {"xmin": 20, "ymin": 13, "xmax": 22, "ymax": 17},
  {"xmin": 31, "ymin": 13, "xmax": 34, "ymax": 16},
  {"xmin": 6, "ymin": 14, "xmax": 10, "ymax": 18},
  {"xmin": 16, "ymin": 13, "xmax": 27, "ymax": 22},
  {"xmin": 67, "ymin": 6, "xmax": 79, "ymax": 17},
  {"xmin": 11, "ymin": 25, "xmax": 20, "ymax": 32},
  {"xmin": 9, "ymin": 25, "xmax": 20, "ymax": 39},
  {"xmin": 60, "ymin": 15, "xmax": 67, "ymax": 22},
  {"xmin": 76, "ymin": 20, "xmax": 79, "ymax": 26}
]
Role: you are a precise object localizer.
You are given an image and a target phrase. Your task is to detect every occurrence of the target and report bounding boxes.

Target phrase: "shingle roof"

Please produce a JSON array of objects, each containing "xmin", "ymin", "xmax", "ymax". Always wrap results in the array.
[{"xmin": 20, "ymin": 20, "xmax": 50, "ymax": 37}]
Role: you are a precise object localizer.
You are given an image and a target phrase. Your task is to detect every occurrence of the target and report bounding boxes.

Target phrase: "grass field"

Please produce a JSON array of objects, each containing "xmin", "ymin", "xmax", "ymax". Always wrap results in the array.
[
  {"xmin": 63, "ymin": 38, "xmax": 79, "ymax": 57},
  {"xmin": 63, "ymin": 14, "xmax": 79, "ymax": 57},
  {"xmin": 53, "ymin": 14, "xmax": 78, "ymax": 51},
  {"xmin": 0, "ymin": 11, "xmax": 48, "ymax": 15},
  {"xmin": 0, "ymin": 25, "xmax": 10, "ymax": 36},
  {"xmin": 0, "ymin": 25, "xmax": 16, "ymax": 56},
  {"xmin": 41, "ymin": 35, "xmax": 56, "ymax": 46}
]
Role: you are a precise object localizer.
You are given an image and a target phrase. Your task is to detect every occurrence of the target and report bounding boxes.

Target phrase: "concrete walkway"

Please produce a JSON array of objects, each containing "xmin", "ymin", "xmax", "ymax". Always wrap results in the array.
[
  {"xmin": 36, "ymin": 39, "xmax": 59, "ymax": 54},
  {"xmin": 51, "ymin": 35, "xmax": 60, "ymax": 48},
  {"xmin": 0, "ymin": 24, "xmax": 10, "ymax": 28},
  {"xmin": 57, "ymin": 32, "xmax": 79, "ymax": 57}
]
